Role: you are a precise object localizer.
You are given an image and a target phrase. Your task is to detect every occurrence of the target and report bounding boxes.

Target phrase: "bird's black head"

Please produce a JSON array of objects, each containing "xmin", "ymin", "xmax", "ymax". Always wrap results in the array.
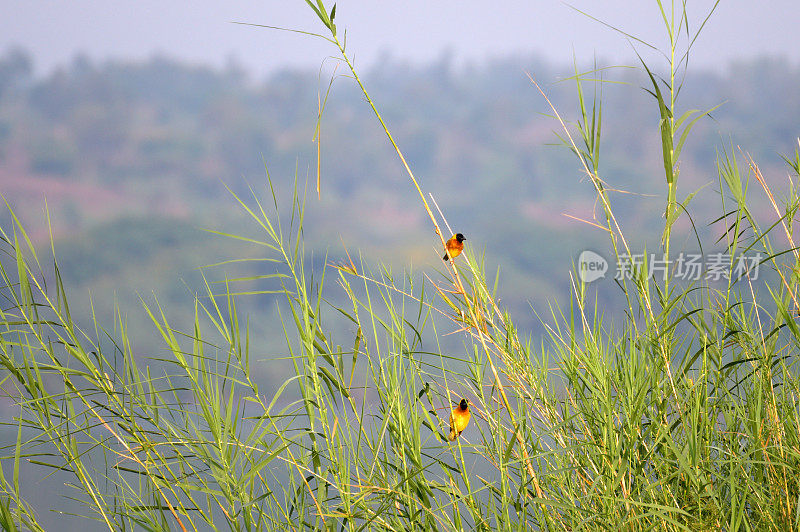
[
  {"xmin": 455, "ymin": 233, "xmax": 466, "ymax": 243},
  {"xmin": 459, "ymin": 398, "xmax": 469, "ymax": 410}
]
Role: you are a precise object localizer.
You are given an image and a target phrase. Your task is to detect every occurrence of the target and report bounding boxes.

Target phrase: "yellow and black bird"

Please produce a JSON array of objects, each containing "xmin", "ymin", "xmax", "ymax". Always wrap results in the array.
[
  {"xmin": 448, "ymin": 398, "xmax": 471, "ymax": 441},
  {"xmin": 443, "ymin": 233, "xmax": 466, "ymax": 261}
]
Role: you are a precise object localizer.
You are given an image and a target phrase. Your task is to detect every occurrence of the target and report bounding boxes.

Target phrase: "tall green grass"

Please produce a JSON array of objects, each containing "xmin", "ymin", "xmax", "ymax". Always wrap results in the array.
[{"xmin": 2, "ymin": 0, "xmax": 800, "ymax": 530}]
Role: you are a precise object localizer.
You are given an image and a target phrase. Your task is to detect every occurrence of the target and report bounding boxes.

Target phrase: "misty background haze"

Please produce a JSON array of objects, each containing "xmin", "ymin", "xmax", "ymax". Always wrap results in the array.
[
  {"xmin": 1, "ymin": 0, "xmax": 798, "ymax": 376},
  {"xmin": 3, "ymin": 0, "xmax": 800, "ymax": 78},
  {"xmin": 1, "ymin": 2, "xmax": 800, "ymax": 529}
]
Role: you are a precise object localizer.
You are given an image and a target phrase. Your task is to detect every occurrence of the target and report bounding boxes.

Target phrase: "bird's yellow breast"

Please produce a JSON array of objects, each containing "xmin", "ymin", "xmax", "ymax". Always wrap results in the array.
[{"xmin": 449, "ymin": 407, "xmax": 470, "ymax": 433}]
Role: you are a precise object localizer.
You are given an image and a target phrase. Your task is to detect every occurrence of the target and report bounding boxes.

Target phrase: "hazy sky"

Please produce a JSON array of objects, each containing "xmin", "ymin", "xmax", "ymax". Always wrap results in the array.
[{"xmin": 2, "ymin": 1, "xmax": 799, "ymax": 77}]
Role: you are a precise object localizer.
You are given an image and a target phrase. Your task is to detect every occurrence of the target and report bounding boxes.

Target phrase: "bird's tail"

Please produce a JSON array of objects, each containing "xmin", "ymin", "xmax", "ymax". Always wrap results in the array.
[
  {"xmin": 443, "ymin": 252, "xmax": 449, "ymax": 261},
  {"xmin": 448, "ymin": 430, "xmax": 457, "ymax": 441}
]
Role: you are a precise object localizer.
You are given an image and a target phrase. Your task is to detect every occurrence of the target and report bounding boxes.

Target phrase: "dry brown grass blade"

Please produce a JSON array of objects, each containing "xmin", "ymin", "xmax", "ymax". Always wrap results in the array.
[{"xmin": 747, "ymin": 150, "xmax": 799, "ymax": 262}]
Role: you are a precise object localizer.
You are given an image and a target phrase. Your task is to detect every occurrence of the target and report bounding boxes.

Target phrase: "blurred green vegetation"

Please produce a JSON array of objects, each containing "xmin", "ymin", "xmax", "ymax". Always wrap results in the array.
[
  {"xmin": 2, "ymin": 1, "xmax": 800, "ymax": 525},
  {"xmin": 0, "ymin": 45, "xmax": 798, "ymax": 376}
]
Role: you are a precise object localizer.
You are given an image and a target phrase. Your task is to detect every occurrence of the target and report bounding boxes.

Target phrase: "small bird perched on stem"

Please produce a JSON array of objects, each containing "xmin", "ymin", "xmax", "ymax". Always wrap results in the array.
[
  {"xmin": 448, "ymin": 398, "xmax": 471, "ymax": 441},
  {"xmin": 443, "ymin": 233, "xmax": 466, "ymax": 261}
]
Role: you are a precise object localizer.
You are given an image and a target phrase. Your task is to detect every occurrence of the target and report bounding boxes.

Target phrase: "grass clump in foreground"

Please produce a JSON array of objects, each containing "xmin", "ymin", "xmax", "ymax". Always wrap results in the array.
[{"xmin": 3, "ymin": 0, "xmax": 800, "ymax": 530}]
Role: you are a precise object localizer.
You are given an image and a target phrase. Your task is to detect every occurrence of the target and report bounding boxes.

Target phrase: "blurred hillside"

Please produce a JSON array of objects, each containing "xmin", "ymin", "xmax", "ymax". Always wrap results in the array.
[{"xmin": 1, "ymin": 46, "xmax": 799, "ymax": 363}]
